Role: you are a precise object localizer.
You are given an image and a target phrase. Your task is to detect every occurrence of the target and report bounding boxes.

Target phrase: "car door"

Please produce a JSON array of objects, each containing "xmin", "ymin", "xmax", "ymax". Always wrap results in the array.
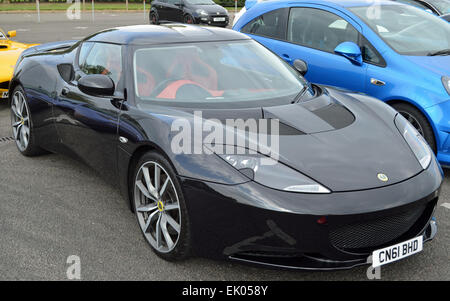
[
  {"xmin": 166, "ymin": 0, "xmax": 184, "ymax": 22},
  {"xmin": 156, "ymin": 0, "xmax": 170, "ymax": 21},
  {"xmin": 53, "ymin": 42, "xmax": 124, "ymax": 184},
  {"xmin": 242, "ymin": 6, "xmax": 367, "ymax": 93}
]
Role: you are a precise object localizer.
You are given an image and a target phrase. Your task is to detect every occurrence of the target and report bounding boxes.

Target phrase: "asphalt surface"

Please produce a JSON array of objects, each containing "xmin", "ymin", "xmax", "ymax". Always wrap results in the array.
[{"xmin": 0, "ymin": 12, "xmax": 449, "ymax": 281}]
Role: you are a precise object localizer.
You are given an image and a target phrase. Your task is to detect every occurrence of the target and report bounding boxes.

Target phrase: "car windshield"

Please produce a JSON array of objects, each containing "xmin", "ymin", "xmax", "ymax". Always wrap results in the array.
[
  {"xmin": 185, "ymin": 0, "xmax": 215, "ymax": 5},
  {"xmin": 429, "ymin": 0, "xmax": 450, "ymax": 14},
  {"xmin": 133, "ymin": 40, "xmax": 311, "ymax": 107},
  {"xmin": 350, "ymin": 4, "xmax": 450, "ymax": 55}
]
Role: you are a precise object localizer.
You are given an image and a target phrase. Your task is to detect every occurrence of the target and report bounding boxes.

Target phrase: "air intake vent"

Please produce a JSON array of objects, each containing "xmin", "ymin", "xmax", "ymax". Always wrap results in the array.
[
  {"xmin": 330, "ymin": 205, "xmax": 426, "ymax": 251},
  {"xmin": 0, "ymin": 81, "xmax": 10, "ymax": 89}
]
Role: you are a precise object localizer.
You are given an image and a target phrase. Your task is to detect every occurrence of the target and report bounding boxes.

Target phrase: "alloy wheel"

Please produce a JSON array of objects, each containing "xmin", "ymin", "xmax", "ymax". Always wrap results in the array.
[
  {"xmin": 134, "ymin": 161, "xmax": 182, "ymax": 253},
  {"xmin": 11, "ymin": 90, "xmax": 30, "ymax": 152}
]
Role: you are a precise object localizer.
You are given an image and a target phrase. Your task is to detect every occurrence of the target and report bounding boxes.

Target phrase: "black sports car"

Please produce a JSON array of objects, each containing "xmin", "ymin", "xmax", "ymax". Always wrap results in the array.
[
  {"xmin": 150, "ymin": 0, "xmax": 229, "ymax": 27},
  {"xmin": 9, "ymin": 25, "xmax": 442, "ymax": 270}
]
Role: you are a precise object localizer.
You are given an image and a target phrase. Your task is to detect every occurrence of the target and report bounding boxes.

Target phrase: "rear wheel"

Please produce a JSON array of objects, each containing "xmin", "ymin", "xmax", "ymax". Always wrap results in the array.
[
  {"xmin": 391, "ymin": 102, "xmax": 436, "ymax": 153},
  {"xmin": 10, "ymin": 86, "xmax": 45, "ymax": 156},
  {"xmin": 150, "ymin": 11, "xmax": 159, "ymax": 25},
  {"xmin": 132, "ymin": 151, "xmax": 191, "ymax": 261}
]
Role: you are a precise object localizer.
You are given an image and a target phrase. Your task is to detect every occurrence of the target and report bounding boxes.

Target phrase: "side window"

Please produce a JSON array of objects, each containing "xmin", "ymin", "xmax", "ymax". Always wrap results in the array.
[
  {"xmin": 287, "ymin": 7, "xmax": 359, "ymax": 53},
  {"xmin": 361, "ymin": 37, "xmax": 386, "ymax": 66},
  {"xmin": 241, "ymin": 8, "xmax": 287, "ymax": 40},
  {"xmin": 79, "ymin": 42, "xmax": 122, "ymax": 86}
]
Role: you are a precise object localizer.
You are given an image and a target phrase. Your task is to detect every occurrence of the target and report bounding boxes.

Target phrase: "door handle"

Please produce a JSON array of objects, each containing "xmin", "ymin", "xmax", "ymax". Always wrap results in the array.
[
  {"xmin": 282, "ymin": 54, "xmax": 293, "ymax": 63},
  {"xmin": 61, "ymin": 87, "xmax": 69, "ymax": 96}
]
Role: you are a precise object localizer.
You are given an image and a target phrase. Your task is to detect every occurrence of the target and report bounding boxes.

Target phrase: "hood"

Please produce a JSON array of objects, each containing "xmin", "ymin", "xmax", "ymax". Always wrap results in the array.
[
  {"xmin": 161, "ymin": 89, "xmax": 423, "ymax": 192},
  {"xmin": 263, "ymin": 91, "xmax": 423, "ymax": 192},
  {"xmin": 405, "ymin": 55, "xmax": 450, "ymax": 76},
  {"xmin": 192, "ymin": 4, "xmax": 228, "ymax": 15}
]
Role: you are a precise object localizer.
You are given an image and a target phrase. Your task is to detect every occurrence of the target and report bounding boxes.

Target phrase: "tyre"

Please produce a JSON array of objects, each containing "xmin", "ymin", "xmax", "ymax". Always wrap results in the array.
[
  {"xmin": 184, "ymin": 14, "xmax": 195, "ymax": 24},
  {"xmin": 391, "ymin": 102, "xmax": 436, "ymax": 153},
  {"xmin": 10, "ymin": 86, "xmax": 45, "ymax": 156},
  {"xmin": 132, "ymin": 151, "xmax": 191, "ymax": 261},
  {"xmin": 150, "ymin": 11, "xmax": 159, "ymax": 25}
]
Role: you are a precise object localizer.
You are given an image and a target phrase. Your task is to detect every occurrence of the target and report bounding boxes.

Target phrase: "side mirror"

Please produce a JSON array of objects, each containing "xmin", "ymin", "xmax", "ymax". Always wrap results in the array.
[
  {"xmin": 334, "ymin": 42, "xmax": 363, "ymax": 66},
  {"xmin": 78, "ymin": 74, "xmax": 115, "ymax": 97},
  {"xmin": 293, "ymin": 59, "xmax": 308, "ymax": 76},
  {"xmin": 7, "ymin": 30, "xmax": 16, "ymax": 38}
]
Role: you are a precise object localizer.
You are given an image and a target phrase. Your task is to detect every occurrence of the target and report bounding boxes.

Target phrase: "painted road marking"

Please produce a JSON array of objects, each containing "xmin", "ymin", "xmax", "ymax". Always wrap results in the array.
[{"xmin": 441, "ymin": 203, "xmax": 450, "ymax": 209}]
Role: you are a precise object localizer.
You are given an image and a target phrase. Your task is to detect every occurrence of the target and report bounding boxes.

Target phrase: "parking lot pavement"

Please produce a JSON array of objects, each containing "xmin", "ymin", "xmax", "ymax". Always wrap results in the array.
[
  {"xmin": 1, "ymin": 100, "xmax": 449, "ymax": 281},
  {"xmin": 0, "ymin": 11, "xmax": 236, "ymax": 44},
  {"xmin": 0, "ymin": 12, "xmax": 449, "ymax": 280}
]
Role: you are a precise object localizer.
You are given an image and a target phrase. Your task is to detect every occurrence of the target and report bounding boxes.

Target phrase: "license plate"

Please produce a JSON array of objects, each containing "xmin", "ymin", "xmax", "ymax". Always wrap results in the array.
[
  {"xmin": 1, "ymin": 92, "xmax": 8, "ymax": 99},
  {"xmin": 213, "ymin": 17, "xmax": 225, "ymax": 22},
  {"xmin": 372, "ymin": 236, "xmax": 423, "ymax": 268}
]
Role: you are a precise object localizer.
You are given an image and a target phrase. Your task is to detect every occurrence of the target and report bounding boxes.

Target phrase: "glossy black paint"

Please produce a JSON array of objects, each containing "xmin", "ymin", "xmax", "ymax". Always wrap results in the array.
[
  {"xmin": 10, "ymin": 25, "xmax": 443, "ymax": 270},
  {"xmin": 150, "ymin": 0, "xmax": 229, "ymax": 27}
]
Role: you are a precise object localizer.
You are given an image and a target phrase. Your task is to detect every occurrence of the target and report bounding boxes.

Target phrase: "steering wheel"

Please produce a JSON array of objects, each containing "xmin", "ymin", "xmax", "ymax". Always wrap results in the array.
[
  {"xmin": 150, "ymin": 79, "xmax": 213, "ymax": 99},
  {"xmin": 149, "ymin": 78, "xmax": 181, "ymax": 98}
]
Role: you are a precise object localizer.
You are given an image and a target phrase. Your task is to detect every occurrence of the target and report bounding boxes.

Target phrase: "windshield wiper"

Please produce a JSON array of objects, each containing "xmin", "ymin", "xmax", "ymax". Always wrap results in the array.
[
  {"xmin": 427, "ymin": 49, "xmax": 450, "ymax": 56},
  {"xmin": 291, "ymin": 86, "xmax": 308, "ymax": 104}
]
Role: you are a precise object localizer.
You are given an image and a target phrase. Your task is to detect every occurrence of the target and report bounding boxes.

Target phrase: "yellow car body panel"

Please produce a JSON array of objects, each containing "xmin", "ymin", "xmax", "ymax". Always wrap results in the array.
[{"xmin": 0, "ymin": 28, "xmax": 39, "ymax": 99}]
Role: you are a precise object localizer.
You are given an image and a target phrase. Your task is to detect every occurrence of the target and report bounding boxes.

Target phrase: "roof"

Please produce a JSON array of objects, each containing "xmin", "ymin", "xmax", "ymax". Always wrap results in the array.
[{"xmin": 85, "ymin": 24, "xmax": 251, "ymax": 45}]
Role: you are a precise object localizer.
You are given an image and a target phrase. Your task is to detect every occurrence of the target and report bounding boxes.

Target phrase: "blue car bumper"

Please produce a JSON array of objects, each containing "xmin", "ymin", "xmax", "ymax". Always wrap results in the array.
[{"xmin": 425, "ymin": 100, "xmax": 450, "ymax": 167}]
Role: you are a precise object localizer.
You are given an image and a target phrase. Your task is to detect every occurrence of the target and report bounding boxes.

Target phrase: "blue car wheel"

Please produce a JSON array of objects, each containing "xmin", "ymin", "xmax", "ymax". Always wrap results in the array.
[{"xmin": 392, "ymin": 102, "xmax": 437, "ymax": 153}]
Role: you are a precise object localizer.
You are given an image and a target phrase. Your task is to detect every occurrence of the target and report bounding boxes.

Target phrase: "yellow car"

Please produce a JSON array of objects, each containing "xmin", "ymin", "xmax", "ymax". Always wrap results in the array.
[{"xmin": 0, "ymin": 28, "xmax": 38, "ymax": 100}]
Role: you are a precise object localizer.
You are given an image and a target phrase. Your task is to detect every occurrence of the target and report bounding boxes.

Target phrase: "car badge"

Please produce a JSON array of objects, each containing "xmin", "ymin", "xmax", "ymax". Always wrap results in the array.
[{"xmin": 377, "ymin": 173, "xmax": 388, "ymax": 182}]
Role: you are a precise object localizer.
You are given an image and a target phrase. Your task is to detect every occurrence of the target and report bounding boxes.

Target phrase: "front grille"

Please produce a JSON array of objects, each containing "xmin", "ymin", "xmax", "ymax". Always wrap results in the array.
[
  {"xmin": 0, "ymin": 81, "xmax": 9, "ymax": 89},
  {"xmin": 330, "ymin": 205, "xmax": 426, "ymax": 251}
]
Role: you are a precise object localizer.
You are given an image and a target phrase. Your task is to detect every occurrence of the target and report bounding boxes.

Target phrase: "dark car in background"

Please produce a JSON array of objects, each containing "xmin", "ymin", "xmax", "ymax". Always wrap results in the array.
[{"xmin": 150, "ymin": 0, "xmax": 229, "ymax": 27}]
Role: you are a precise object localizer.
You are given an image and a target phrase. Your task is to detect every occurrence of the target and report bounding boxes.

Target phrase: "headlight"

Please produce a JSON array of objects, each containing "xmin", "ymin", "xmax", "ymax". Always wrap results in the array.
[
  {"xmin": 196, "ymin": 9, "xmax": 208, "ymax": 16},
  {"xmin": 442, "ymin": 76, "xmax": 450, "ymax": 95},
  {"xmin": 218, "ymin": 153, "xmax": 330, "ymax": 193},
  {"xmin": 395, "ymin": 113, "xmax": 432, "ymax": 169}
]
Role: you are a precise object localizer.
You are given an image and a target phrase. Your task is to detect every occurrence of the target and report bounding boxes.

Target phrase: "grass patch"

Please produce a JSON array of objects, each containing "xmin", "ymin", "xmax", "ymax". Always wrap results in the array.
[{"xmin": 0, "ymin": 3, "xmax": 147, "ymax": 11}]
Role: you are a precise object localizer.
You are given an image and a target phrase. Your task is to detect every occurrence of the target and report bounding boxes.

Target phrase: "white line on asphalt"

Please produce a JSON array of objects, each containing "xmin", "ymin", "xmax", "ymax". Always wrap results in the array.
[
  {"xmin": 441, "ymin": 203, "xmax": 450, "ymax": 209},
  {"xmin": 75, "ymin": 27, "xmax": 88, "ymax": 30}
]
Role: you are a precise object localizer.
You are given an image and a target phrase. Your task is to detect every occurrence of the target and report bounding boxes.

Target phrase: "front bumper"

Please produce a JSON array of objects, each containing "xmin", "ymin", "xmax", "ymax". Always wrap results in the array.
[
  {"xmin": 195, "ymin": 14, "xmax": 229, "ymax": 26},
  {"xmin": 180, "ymin": 157, "xmax": 442, "ymax": 270}
]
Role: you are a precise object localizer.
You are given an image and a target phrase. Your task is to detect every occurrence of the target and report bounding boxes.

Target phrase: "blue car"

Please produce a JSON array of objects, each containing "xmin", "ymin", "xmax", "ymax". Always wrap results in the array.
[{"xmin": 233, "ymin": 0, "xmax": 450, "ymax": 166}]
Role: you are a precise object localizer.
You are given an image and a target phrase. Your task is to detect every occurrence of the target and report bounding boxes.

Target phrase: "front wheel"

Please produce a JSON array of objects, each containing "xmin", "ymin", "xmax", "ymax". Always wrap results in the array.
[
  {"xmin": 132, "ymin": 151, "xmax": 192, "ymax": 261},
  {"xmin": 184, "ymin": 14, "xmax": 195, "ymax": 24},
  {"xmin": 10, "ymin": 86, "xmax": 45, "ymax": 156},
  {"xmin": 391, "ymin": 102, "xmax": 436, "ymax": 153}
]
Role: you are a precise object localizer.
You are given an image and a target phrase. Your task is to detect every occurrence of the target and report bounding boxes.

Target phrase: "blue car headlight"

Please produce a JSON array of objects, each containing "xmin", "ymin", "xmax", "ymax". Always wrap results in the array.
[
  {"xmin": 218, "ymin": 153, "xmax": 330, "ymax": 193},
  {"xmin": 395, "ymin": 113, "xmax": 432, "ymax": 169},
  {"xmin": 442, "ymin": 76, "xmax": 450, "ymax": 95}
]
